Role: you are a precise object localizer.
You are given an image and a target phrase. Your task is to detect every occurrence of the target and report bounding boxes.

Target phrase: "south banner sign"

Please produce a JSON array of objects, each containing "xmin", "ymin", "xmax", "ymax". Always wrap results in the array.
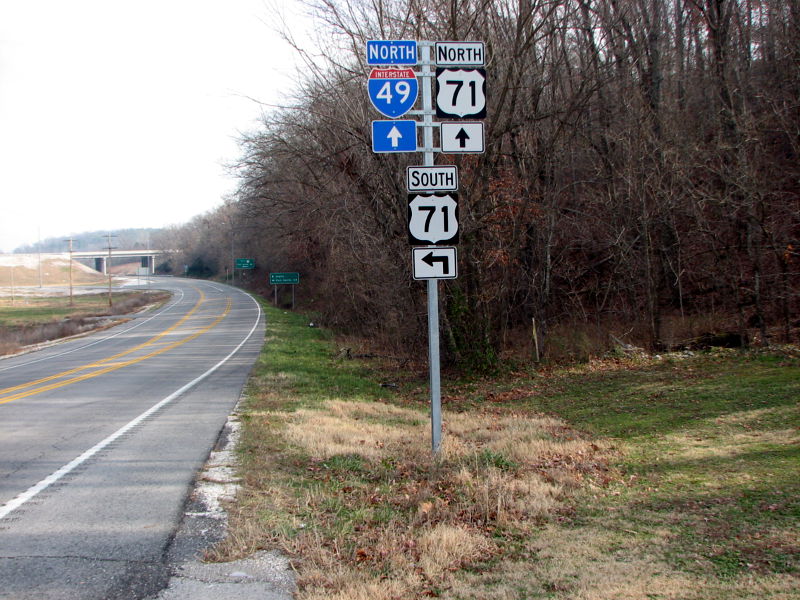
[
  {"xmin": 406, "ymin": 165, "xmax": 459, "ymax": 192},
  {"xmin": 368, "ymin": 68, "xmax": 418, "ymax": 118}
]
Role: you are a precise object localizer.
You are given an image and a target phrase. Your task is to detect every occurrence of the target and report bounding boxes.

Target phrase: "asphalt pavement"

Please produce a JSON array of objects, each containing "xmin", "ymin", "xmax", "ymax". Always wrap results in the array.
[{"xmin": 0, "ymin": 278, "xmax": 271, "ymax": 599}]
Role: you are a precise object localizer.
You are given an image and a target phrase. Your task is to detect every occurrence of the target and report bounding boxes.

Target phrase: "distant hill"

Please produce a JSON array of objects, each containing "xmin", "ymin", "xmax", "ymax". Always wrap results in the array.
[
  {"xmin": 0, "ymin": 254, "xmax": 106, "ymax": 287},
  {"xmin": 13, "ymin": 228, "xmax": 164, "ymax": 253}
]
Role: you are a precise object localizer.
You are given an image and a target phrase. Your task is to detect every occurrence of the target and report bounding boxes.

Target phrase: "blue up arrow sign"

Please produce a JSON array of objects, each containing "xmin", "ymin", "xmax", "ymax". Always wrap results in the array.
[{"xmin": 372, "ymin": 120, "xmax": 417, "ymax": 153}]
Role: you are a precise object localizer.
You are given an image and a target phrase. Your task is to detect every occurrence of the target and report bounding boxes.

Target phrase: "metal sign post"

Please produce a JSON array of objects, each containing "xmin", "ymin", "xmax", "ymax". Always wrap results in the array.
[
  {"xmin": 420, "ymin": 42, "xmax": 443, "ymax": 455},
  {"xmin": 270, "ymin": 272, "xmax": 300, "ymax": 309},
  {"xmin": 367, "ymin": 39, "xmax": 485, "ymax": 456}
]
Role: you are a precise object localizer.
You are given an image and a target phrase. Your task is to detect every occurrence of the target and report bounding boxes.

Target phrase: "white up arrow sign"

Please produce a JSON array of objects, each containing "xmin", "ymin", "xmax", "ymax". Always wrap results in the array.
[
  {"xmin": 388, "ymin": 125, "xmax": 403, "ymax": 148},
  {"xmin": 440, "ymin": 122, "xmax": 485, "ymax": 153}
]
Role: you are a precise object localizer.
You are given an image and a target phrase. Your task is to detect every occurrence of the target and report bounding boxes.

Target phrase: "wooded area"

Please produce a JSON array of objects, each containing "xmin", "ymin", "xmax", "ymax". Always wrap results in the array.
[{"xmin": 161, "ymin": 0, "xmax": 799, "ymax": 368}]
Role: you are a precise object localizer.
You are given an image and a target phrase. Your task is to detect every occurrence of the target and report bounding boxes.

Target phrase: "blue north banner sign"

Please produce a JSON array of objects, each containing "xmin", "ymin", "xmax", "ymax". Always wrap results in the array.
[{"xmin": 366, "ymin": 40, "xmax": 417, "ymax": 65}]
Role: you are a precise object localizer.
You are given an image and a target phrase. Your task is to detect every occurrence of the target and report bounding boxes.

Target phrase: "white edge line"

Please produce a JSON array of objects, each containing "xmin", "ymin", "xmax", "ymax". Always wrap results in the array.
[
  {"xmin": 0, "ymin": 287, "xmax": 187, "ymax": 373},
  {"xmin": 0, "ymin": 290, "xmax": 263, "ymax": 521}
]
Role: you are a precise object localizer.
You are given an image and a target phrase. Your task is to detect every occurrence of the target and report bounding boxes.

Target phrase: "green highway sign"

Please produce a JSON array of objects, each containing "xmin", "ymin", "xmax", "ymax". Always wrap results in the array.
[
  {"xmin": 235, "ymin": 258, "xmax": 255, "ymax": 269},
  {"xmin": 269, "ymin": 272, "xmax": 300, "ymax": 285}
]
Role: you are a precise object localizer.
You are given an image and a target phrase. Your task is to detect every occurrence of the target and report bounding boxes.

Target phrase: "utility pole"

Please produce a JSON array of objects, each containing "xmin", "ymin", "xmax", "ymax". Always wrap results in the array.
[
  {"xmin": 65, "ymin": 238, "xmax": 74, "ymax": 307},
  {"xmin": 146, "ymin": 232, "xmax": 152, "ymax": 289},
  {"xmin": 37, "ymin": 227, "xmax": 43, "ymax": 288},
  {"xmin": 105, "ymin": 233, "xmax": 116, "ymax": 308}
]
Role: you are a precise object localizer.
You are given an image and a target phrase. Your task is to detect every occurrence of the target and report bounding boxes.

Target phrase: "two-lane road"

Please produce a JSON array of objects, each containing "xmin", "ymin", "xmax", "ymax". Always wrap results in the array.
[{"xmin": 0, "ymin": 278, "xmax": 264, "ymax": 599}]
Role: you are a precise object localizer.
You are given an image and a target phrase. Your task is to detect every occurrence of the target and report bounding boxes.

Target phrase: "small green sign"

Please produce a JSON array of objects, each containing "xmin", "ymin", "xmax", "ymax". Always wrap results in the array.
[
  {"xmin": 235, "ymin": 258, "xmax": 255, "ymax": 269},
  {"xmin": 270, "ymin": 272, "xmax": 300, "ymax": 285}
]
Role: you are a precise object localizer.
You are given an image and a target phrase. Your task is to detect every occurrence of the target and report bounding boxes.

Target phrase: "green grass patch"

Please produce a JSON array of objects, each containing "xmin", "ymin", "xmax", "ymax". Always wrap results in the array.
[
  {"xmin": 522, "ymin": 350, "xmax": 800, "ymax": 589},
  {"xmin": 0, "ymin": 292, "xmax": 166, "ymax": 326},
  {"xmin": 476, "ymin": 448, "xmax": 519, "ymax": 472},
  {"xmin": 527, "ymin": 353, "xmax": 799, "ymax": 439},
  {"xmin": 251, "ymin": 307, "xmax": 385, "ymax": 410}
]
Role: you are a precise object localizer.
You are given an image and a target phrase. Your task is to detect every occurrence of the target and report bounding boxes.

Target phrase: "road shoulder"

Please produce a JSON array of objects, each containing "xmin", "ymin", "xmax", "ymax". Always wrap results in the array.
[{"xmin": 147, "ymin": 413, "xmax": 296, "ymax": 600}]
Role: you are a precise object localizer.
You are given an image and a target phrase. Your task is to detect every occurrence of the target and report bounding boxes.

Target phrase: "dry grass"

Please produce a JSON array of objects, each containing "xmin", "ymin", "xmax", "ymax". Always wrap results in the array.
[
  {"xmin": 451, "ymin": 522, "xmax": 800, "ymax": 599},
  {"xmin": 418, "ymin": 523, "xmax": 492, "ymax": 579},
  {"xmin": 0, "ymin": 291, "xmax": 170, "ymax": 355},
  {"xmin": 282, "ymin": 400, "xmax": 428, "ymax": 460},
  {"xmin": 216, "ymin": 398, "xmax": 612, "ymax": 599}
]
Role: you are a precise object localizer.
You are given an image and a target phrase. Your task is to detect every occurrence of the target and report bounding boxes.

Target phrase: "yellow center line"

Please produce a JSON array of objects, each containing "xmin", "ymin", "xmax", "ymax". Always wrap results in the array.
[
  {"xmin": 0, "ymin": 289, "xmax": 207, "ymax": 397},
  {"xmin": 0, "ymin": 299, "xmax": 232, "ymax": 405},
  {"xmin": 0, "ymin": 292, "xmax": 233, "ymax": 405}
]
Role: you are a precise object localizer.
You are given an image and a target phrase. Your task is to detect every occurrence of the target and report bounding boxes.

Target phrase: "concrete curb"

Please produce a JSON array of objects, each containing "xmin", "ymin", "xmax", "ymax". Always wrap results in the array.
[{"xmin": 146, "ymin": 414, "xmax": 296, "ymax": 600}]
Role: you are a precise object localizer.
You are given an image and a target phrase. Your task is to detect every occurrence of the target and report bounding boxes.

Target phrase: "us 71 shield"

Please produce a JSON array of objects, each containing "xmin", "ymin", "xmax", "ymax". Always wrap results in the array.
[
  {"xmin": 408, "ymin": 193, "xmax": 459, "ymax": 245},
  {"xmin": 435, "ymin": 68, "xmax": 486, "ymax": 119}
]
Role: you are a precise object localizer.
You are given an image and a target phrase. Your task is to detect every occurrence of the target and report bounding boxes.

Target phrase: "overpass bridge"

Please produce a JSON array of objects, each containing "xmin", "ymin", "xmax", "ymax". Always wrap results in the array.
[{"xmin": 69, "ymin": 249, "xmax": 168, "ymax": 274}]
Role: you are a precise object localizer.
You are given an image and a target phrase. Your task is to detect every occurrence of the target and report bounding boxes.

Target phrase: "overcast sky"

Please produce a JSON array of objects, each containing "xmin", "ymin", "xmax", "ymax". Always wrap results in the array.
[{"xmin": 0, "ymin": 1, "xmax": 309, "ymax": 252}]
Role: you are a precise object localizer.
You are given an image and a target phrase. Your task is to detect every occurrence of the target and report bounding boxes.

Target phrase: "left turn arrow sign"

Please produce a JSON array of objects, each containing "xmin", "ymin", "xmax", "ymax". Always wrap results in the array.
[{"xmin": 412, "ymin": 247, "xmax": 458, "ymax": 280}]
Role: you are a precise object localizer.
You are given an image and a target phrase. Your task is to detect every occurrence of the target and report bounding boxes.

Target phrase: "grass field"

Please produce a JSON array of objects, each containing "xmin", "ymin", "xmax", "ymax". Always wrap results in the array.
[
  {"xmin": 217, "ymin": 304, "xmax": 799, "ymax": 599},
  {"xmin": 0, "ymin": 291, "xmax": 170, "ymax": 354},
  {"xmin": 0, "ymin": 294, "xmax": 121, "ymax": 325}
]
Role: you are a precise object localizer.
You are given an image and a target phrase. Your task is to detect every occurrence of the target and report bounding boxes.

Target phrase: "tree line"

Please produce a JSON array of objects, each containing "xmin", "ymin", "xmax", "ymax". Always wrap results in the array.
[
  {"xmin": 163, "ymin": 0, "xmax": 799, "ymax": 368},
  {"xmin": 15, "ymin": 229, "xmax": 162, "ymax": 255}
]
